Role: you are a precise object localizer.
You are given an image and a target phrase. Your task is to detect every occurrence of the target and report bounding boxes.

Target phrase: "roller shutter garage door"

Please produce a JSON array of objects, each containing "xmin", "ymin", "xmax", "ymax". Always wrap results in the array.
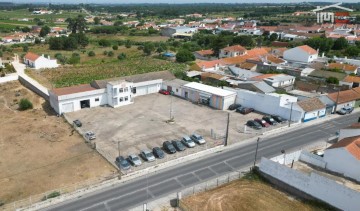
[
  {"xmin": 61, "ymin": 102, "xmax": 74, "ymax": 113},
  {"xmin": 147, "ymin": 84, "xmax": 158, "ymax": 94}
]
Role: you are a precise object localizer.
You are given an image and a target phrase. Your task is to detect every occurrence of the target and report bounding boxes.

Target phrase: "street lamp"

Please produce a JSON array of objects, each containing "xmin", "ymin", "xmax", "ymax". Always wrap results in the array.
[
  {"xmin": 286, "ymin": 99, "xmax": 294, "ymax": 127},
  {"xmin": 281, "ymin": 149, "xmax": 286, "ymax": 165},
  {"xmin": 253, "ymin": 137, "xmax": 260, "ymax": 167}
]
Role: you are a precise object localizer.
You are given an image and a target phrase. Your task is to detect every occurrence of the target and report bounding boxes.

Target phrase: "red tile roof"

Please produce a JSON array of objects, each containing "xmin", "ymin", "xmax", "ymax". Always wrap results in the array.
[
  {"xmin": 222, "ymin": 45, "xmax": 246, "ymax": 53},
  {"xmin": 24, "ymin": 52, "xmax": 40, "ymax": 61},
  {"xmin": 327, "ymin": 136, "xmax": 360, "ymax": 160},
  {"xmin": 195, "ymin": 49, "xmax": 214, "ymax": 56},
  {"xmin": 251, "ymin": 74, "xmax": 279, "ymax": 81},
  {"xmin": 297, "ymin": 98, "xmax": 325, "ymax": 112},
  {"xmin": 266, "ymin": 55, "xmax": 285, "ymax": 64},
  {"xmin": 51, "ymin": 84, "xmax": 97, "ymax": 96},
  {"xmin": 343, "ymin": 76, "xmax": 360, "ymax": 83},
  {"xmin": 246, "ymin": 48, "xmax": 270, "ymax": 57},
  {"xmin": 327, "ymin": 89, "xmax": 360, "ymax": 104},
  {"xmin": 297, "ymin": 45, "xmax": 317, "ymax": 55},
  {"xmin": 328, "ymin": 63, "xmax": 358, "ymax": 72}
]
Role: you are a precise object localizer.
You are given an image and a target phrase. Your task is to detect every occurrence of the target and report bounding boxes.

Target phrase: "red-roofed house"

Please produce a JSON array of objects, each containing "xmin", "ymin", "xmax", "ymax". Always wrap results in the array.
[
  {"xmin": 190, "ymin": 60, "xmax": 226, "ymax": 72},
  {"xmin": 219, "ymin": 45, "xmax": 247, "ymax": 58},
  {"xmin": 324, "ymin": 136, "xmax": 360, "ymax": 182},
  {"xmin": 23, "ymin": 52, "xmax": 59, "ymax": 69},
  {"xmin": 194, "ymin": 49, "xmax": 215, "ymax": 60},
  {"xmin": 283, "ymin": 45, "xmax": 318, "ymax": 63}
]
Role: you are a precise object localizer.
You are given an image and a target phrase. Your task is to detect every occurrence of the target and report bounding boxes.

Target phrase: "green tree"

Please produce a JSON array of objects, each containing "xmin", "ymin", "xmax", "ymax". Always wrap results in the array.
[
  {"xmin": 143, "ymin": 42, "xmax": 155, "ymax": 55},
  {"xmin": 39, "ymin": 25, "xmax": 51, "ymax": 37},
  {"xmin": 68, "ymin": 53, "xmax": 80, "ymax": 64},
  {"xmin": 98, "ymin": 39, "xmax": 111, "ymax": 47},
  {"xmin": 34, "ymin": 38, "xmax": 41, "ymax": 44},
  {"xmin": 107, "ymin": 51, "xmax": 114, "ymax": 57},
  {"xmin": 125, "ymin": 40, "xmax": 132, "ymax": 48},
  {"xmin": 22, "ymin": 45, "xmax": 29, "ymax": 52},
  {"xmin": 19, "ymin": 98, "xmax": 33, "ymax": 110},
  {"xmin": 326, "ymin": 77, "xmax": 339, "ymax": 85},
  {"xmin": 117, "ymin": 53, "xmax": 126, "ymax": 60},
  {"xmin": 176, "ymin": 49, "xmax": 195, "ymax": 63},
  {"xmin": 66, "ymin": 15, "xmax": 87, "ymax": 34},
  {"xmin": 304, "ymin": 37, "xmax": 333, "ymax": 53},
  {"xmin": 345, "ymin": 46, "xmax": 360, "ymax": 57},
  {"xmin": 112, "ymin": 45, "xmax": 118, "ymax": 50},
  {"xmin": 70, "ymin": 33, "xmax": 89, "ymax": 48},
  {"xmin": 233, "ymin": 35, "xmax": 255, "ymax": 48},
  {"xmin": 94, "ymin": 17, "xmax": 100, "ymax": 25},
  {"xmin": 88, "ymin": 51, "xmax": 95, "ymax": 57},
  {"xmin": 333, "ymin": 37, "xmax": 348, "ymax": 50},
  {"xmin": 269, "ymin": 33, "xmax": 278, "ymax": 42}
]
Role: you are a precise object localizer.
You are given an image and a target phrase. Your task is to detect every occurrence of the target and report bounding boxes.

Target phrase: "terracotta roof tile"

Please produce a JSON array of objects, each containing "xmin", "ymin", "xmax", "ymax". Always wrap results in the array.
[
  {"xmin": 195, "ymin": 49, "xmax": 214, "ymax": 56},
  {"xmin": 297, "ymin": 98, "xmax": 325, "ymax": 112},
  {"xmin": 327, "ymin": 89, "xmax": 360, "ymax": 104},
  {"xmin": 266, "ymin": 55, "xmax": 285, "ymax": 64},
  {"xmin": 343, "ymin": 75, "xmax": 360, "ymax": 83},
  {"xmin": 201, "ymin": 72, "xmax": 226, "ymax": 80},
  {"xmin": 195, "ymin": 59, "xmax": 225, "ymax": 69},
  {"xmin": 51, "ymin": 84, "xmax": 97, "ymax": 96},
  {"xmin": 246, "ymin": 48, "xmax": 270, "ymax": 57},
  {"xmin": 237, "ymin": 62, "xmax": 257, "ymax": 70},
  {"xmin": 297, "ymin": 45, "xmax": 317, "ymax": 55},
  {"xmin": 222, "ymin": 45, "xmax": 247, "ymax": 53},
  {"xmin": 251, "ymin": 74, "xmax": 279, "ymax": 81},
  {"xmin": 327, "ymin": 136, "xmax": 360, "ymax": 160},
  {"xmin": 328, "ymin": 63, "xmax": 358, "ymax": 72},
  {"xmin": 222, "ymin": 55, "xmax": 252, "ymax": 65},
  {"xmin": 24, "ymin": 52, "xmax": 40, "ymax": 61}
]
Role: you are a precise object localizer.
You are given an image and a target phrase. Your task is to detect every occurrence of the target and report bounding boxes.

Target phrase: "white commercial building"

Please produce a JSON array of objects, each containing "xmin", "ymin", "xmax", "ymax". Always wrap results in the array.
[
  {"xmin": 23, "ymin": 52, "xmax": 59, "ymax": 69},
  {"xmin": 49, "ymin": 71, "xmax": 175, "ymax": 114},
  {"xmin": 283, "ymin": 45, "xmax": 318, "ymax": 63}
]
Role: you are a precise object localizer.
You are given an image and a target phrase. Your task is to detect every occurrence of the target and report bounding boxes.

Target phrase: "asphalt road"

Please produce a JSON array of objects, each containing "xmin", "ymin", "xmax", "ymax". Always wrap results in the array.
[{"xmin": 45, "ymin": 113, "xmax": 359, "ymax": 211}]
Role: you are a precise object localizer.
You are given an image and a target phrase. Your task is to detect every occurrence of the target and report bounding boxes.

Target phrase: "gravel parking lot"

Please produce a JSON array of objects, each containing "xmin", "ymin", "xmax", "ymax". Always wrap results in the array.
[{"xmin": 65, "ymin": 93, "xmax": 287, "ymax": 173}]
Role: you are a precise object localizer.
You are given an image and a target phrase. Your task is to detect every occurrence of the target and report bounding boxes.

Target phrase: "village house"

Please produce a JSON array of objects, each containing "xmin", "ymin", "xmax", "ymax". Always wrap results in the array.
[
  {"xmin": 194, "ymin": 49, "xmax": 215, "ymax": 60},
  {"xmin": 219, "ymin": 45, "xmax": 247, "ymax": 58},
  {"xmin": 340, "ymin": 75, "xmax": 360, "ymax": 88},
  {"xmin": 327, "ymin": 62, "xmax": 359, "ymax": 75},
  {"xmin": 23, "ymin": 52, "xmax": 59, "ymax": 69},
  {"xmin": 283, "ymin": 45, "xmax": 318, "ymax": 63}
]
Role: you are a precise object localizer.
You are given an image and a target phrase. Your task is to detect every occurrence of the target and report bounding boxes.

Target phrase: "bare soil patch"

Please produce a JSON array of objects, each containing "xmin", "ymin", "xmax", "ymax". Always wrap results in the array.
[{"xmin": 0, "ymin": 81, "xmax": 116, "ymax": 205}]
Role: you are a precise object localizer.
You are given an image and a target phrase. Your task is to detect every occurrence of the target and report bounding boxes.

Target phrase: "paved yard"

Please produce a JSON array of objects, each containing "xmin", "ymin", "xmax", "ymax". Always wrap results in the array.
[{"xmin": 65, "ymin": 94, "xmax": 285, "ymax": 173}]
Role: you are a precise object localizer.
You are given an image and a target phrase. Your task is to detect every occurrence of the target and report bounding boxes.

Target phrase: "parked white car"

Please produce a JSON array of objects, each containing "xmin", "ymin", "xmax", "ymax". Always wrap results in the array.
[
  {"xmin": 128, "ymin": 154, "xmax": 142, "ymax": 166},
  {"xmin": 181, "ymin": 136, "xmax": 195, "ymax": 148},
  {"xmin": 141, "ymin": 149, "xmax": 155, "ymax": 162},
  {"xmin": 84, "ymin": 131, "xmax": 96, "ymax": 141},
  {"xmin": 190, "ymin": 133, "xmax": 206, "ymax": 145}
]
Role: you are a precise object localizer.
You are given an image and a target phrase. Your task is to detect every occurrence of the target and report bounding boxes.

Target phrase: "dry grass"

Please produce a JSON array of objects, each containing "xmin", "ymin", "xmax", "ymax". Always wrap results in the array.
[
  {"xmin": 182, "ymin": 179, "xmax": 323, "ymax": 211},
  {"xmin": 0, "ymin": 81, "xmax": 116, "ymax": 204}
]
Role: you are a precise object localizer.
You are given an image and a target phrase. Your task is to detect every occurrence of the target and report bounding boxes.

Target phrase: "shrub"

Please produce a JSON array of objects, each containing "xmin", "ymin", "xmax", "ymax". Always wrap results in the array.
[
  {"xmin": 98, "ymin": 39, "xmax": 111, "ymax": 47},
  {"xmin": 88, "ymin": 51, "xmax": 95, "ymax": 57},
  {"xmin": 117, "ymin": 53, "xmax": 126, "ymax": 60},
  {"xmin": 326, "ymin": 77, "xmax": 339, "ymax": 85},
  {"xmin": 19, "ymin": 98, "xmax": 33, "ymax": 110},
  {"xmin": 107, "ymin": 51, "xmax": 114, "ymax": 57},
  {"xmin": 103, "ymin": 50, "xmax": 108, "ymax": 55},
  {"xmin": 176, "ymin": 49, "xmax": 195, "ymax": 63},
  {"xmin": 41, "ymin": 191, "xmax": 61, "ymax": 201},
  {"xmin": 112, "ymin": 45, "xmax": 118, "ymax": 50}
]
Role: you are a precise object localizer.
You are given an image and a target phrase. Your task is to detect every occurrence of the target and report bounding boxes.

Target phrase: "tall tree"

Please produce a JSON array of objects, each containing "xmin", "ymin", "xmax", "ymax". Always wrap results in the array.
[
  {"xmin": 333, "ymin": 37, "xmax": 348, "ymax": 50},
  {"xmin": 39, "ymin": 25, "xmax": 50, "ymax": 37},
  {"xmin": 66, "ymin": 15, "xmax": 87, "ymax": 34}
]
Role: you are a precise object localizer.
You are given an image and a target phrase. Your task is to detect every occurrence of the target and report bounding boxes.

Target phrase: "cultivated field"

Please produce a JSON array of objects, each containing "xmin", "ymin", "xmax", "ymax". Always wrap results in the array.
[
  {"xmin": 181, "ymin": 178, "xmax": 325, "ymax": 211},
  {"xmin": 0, "ymin": 81, "xmax": 116, "ymax": 205}
]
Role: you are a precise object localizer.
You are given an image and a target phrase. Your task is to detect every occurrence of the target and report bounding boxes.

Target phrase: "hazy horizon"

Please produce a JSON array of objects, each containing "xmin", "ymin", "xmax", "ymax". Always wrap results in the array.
[{"xmin": 1, "ymin": 0, "xmax": 359, "ymax": 4}]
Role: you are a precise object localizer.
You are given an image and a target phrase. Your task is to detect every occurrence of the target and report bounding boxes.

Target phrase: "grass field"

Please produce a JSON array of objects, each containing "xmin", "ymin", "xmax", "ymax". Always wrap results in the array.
[
  {"xmin": 88, "ymin": 34, "xmax": 169, "ymax": 43},
  {"xmin": 0, "ymin": 9, "xmax": 82, "ymax": 20},
  {"xmin": 181, "ymin": 174, "xmax": 330, "ymax": 211}
]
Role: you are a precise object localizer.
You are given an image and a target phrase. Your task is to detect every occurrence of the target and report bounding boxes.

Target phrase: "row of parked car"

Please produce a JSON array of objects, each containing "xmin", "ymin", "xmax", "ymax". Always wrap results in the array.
[
  {"xmin": 246, "ymin": 115, "xmax": 285, "ymax": 130},
  {"xmin": 115, "ymin": 133, "xmax": 206, "ymax": 170},
  {"xmin": 337, "ymin": 106, "xmax": 354, "ymax": 115},
  {"xmin": 228, "ymin": 104, "xmax": 254, "ymax": 115}
]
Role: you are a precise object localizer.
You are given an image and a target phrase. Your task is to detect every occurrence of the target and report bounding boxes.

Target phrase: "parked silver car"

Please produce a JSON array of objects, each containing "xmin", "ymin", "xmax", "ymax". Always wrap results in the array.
[
  {"xmin": 128, "ymin": 154, "xmax": 142, "ymax": 166},
  {"xmin": 84, "ymin": 131, "xmax": 96, "ymax": 140},
  {"xmin": 181, "ymin": 136, "xmax": 195, "ymax": 148},
  {"xmin": 141, "ymin": 149, "xmax": 155, "ymax": 162},
  {"xmin": 190, "ymin": 133, "xmax": 206, "ymax": 145}
]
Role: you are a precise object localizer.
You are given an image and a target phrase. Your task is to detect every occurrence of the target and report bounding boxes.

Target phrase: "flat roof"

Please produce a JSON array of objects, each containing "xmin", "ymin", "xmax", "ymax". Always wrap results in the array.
[
  {"xmin": 263, "ymin": 74, "xmax": 295, "ymax": 83},
  {"xmin": 183, "ymin": 82, "xmax": 236, "ymax": 97},
  {"xmin": 51, "ymin": 84, "xmax": 97, "ymax": 96}
]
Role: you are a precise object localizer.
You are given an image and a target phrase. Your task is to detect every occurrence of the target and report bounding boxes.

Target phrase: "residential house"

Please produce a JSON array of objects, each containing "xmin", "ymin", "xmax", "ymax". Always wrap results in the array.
[
  {"xmin": 228, "ymin": 65, "xmax": 261, "ymax": 79},
  {"xmin": 297, "ymin": 97, "xmax": 326, "ymax": 122},
  {"xmin": 49, "ymin": 71, "xmax": 175, "ymax": 114},
  {"xmin": 23, "ymin": 52, "xmax": 59, "ymax": 69},
  {"xmin": 262, "ymin": 74, "xmax": 296, "ymax": 90},
  {"xmin": 327, "ymin": 89, "xmax": 360, "ymax": 112},
  {"xmin": 194, "ymin": 49, "xmax": 215, "ymax": 60},
  {"xmin": 201, "ymin": 72, "xmax": 228, "ymax": 86},
  {"xmin": 287, "ymin": 89, "xmax": 321, "ymax": 101},
  {"xmin": 182, "ymin": 82, "xmax": 237, "ymax": 110},
  {"xmin": 190, "ymin": 60, "xmax": 226, "ymax": 72},
  {"xmin": 235, "ymin": 81, "xmax": 275, "ymax": 94},
  {"xmin": 324, "ymin": 135, "xmax": 360, "ymax": 182},
  {"xmin": 328, "ymin": 62, "xmax": 358, "ymax": 75},
  {"xmin": 283, "ymin": 45, "xmax": 318, "ymax": 63},
  {"xmin": 161, "ymin": 26, "xmax": 198, "ymax": 38},
  {"xmin": 162, "ymin": 79, "xmax": 189, "ymax": 97},
  {"xmin": 219, "ymin": 45, "xmax": 247, "ymax": 58},
  {"xmin": 340, "ymin": 75, "xmax": 360, "ymax": 88}
]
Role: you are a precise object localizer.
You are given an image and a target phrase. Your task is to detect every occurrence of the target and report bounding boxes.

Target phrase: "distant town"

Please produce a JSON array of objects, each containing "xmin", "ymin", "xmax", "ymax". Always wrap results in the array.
[{"xmin": 0, "ymin": 2, "xmax": 360, "ymax": 211}]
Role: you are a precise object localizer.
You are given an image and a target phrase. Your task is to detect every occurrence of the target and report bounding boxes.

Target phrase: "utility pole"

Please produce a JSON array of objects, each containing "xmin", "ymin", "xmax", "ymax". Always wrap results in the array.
[
  {"xmin": 253, "ymin": 138, "xmax": 260, "ymax": 167},
  {"xmin": 118, "ymin": 141, "xmax": 120, "ymax": 157},
  {"xmin": 288, "ymin": 102, "xmax": 293, "ymax": 127},
  {"xmin": 334, "ymin": 88, "xmax": 340, "ymax": 113},
  {"xmin": 224, "ymin": 112, "xmax": 230, "ymax": 146},
  {"xmin": 170, "ymin": 93, "xmax": 173, "ymax": 120}
]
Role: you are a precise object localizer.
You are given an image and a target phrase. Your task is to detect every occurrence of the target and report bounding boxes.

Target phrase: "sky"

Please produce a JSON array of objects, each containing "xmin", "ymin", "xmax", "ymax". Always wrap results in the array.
[{"xmin": 2, "ymin": 0, "xmax": 360, "ymax": 4}]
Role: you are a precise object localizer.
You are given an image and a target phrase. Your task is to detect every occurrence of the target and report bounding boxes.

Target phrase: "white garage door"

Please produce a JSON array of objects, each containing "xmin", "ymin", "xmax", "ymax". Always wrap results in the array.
[
  {"xmin": 61, "ymin": 102, "xmax": 74, "ymax": 113},
  {"xmin": 147, "ymin": 84, "xmax": 158, "ymax": 94},
  {"xmin": 136, "ymin": 86, "xmax": 148, "ymax": 96}
]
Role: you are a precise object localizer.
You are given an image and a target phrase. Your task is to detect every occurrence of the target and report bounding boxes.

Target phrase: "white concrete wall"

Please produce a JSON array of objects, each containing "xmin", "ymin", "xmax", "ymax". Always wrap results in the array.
[
  {"xmin": 299, "ymin": 151, "xmax": 327, "ymax": 168},
  {"xmin": 133, "ymin": 80, "xmax": 162, "ymax": 97},
  {"xmin": 339, "ymin": 128, "xmax": 360, "ymax": 140},
  {"xmin": 259, "ymin": 157, "xmax": 360, "ymax": 211},
  {"xmin": 284, "ymin": 48, "xmax": 318, "ymax": 63},
  {"xmin": 223, "ymin": 95, "xmax": 236, "ymax": 110},
  {"xmin": 106, "ymin": 82, "xmax": 133, "ymax": 108},
  {"xmin": 33, "ymin": 57, "xmax": 59, "ymax": 69},
  {"xmin": 0, "ymin": 73, "xmax": 18, "ymax": 84},
  {"xmin": 324, "ymin": 148, "xmax": 360, "ymax": 182},
  {"xmin": 303, "ymin": 108, "xmax": 326, "ymax": 122},
  {"xmin": 336, "ymin": 101, "xmax": 355, "ymax": 111},
  {"xmin": 59, "ymin": 92, "xmax": 107, "ymax": 114}
]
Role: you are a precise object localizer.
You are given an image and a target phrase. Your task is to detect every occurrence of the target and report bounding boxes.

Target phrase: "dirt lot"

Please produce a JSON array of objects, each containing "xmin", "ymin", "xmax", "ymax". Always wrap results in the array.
[
  {"xmin": 0, "ymin": 81, "xmax": 115, "ymax": 205},
  {"xmin": 181, "ymin": 179, "xmax": 323, "ymax": 211},
  {"xmin": 65, "ymin": 93, "xmax": 284, "ymax": 172}
]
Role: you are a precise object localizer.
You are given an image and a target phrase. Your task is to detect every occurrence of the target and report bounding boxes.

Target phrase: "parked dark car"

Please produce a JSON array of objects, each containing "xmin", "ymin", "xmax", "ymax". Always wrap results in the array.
[
  {"xmin": 171, "ymin": 140, "xmax": 186, "ymax": 151},
  {"xmin": 254, "ymin": 118, "xmax": 270, "ymax": 127},
  {"xmin": 163, "ymin": 141, "xmax": 176, "ymax": 154},
  {"xmin": 263, "ymin": 116, "xmax": 277, "ymax": 125},
  {"xmin": 115, "ymin": 156, "xmax": 131, "ymax": 170},
  {"xmin": 237, "ymin": 107, "xmax": 254, "ymax": 115},
  {"xmin": 152, "ymin": 147, "xmax": 165, "ymax": 159},
  {"xmin": 246, "ymin": 120, "xmax": 262, "ymax": 130},
  {"xmin": 337, "ymin": 106, "xmax": 354, "ymax": 115},
  {"xmin": 228, "ymin": 104, "xmax": 241, "ymax": 111},
  {"xmin": 73, "ymin": 119, "xmax": 82, "ymax": 127},
  {"xmin": 271, "ymin": 115, "xmax": 284, "ymax": 123}
]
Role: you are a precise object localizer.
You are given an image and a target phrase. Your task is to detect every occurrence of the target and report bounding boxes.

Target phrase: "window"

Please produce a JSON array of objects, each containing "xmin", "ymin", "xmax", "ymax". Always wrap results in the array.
[
  {"xmin": 119, "ymin": 88, "xmax": 123, "ymax": 93},
  {"xmin": 125, "ymin": 96, "xmax": 128, "ymax": 101},
  {"xmin": 132, "ymin": 87, "xmax": 136, "ymax": 94},
  {"xmin": 95, "ymin": 98, "xmax": 99, "ymax": 102},
  {"xmin": 124, "ymin": 87, "xmax": 128, "ymax": 92},
  {"xmin": 176, "ymin": 89, "xmax": 178, "ymax": 92},
  {"xmin": 119, "ymin": 97, "xmax": 123, "ymax": 102}
]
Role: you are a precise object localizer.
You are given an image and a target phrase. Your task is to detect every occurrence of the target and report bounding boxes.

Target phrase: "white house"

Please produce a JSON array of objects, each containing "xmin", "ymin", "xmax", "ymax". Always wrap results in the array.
[
  {"xmin": 23, "ymin": 52, "xmax": 59, "ymax": 69},
  {"xmin": 162, "ymin": 79, "xmax": 189, "ymax": 97},
  {"xmin": 324, "ymin": 135, "xmax": 360, "ymax": 182},
  {"xmin": 262, "ymin": 74, "xmax": 296, "ymax": 89},
  {"xmin": 49, "ymin": 71, "xmax": 175, "ymax": 114},
  {"xmin": 219, "ymin": 45, "xmax": 247, "ymax": 58},
  {"xmin": 297, "ymin": 97, "xmax": 326, "ymax": 122},
  {"xmin": 283, "ymin": 45, "xmax": 318, "ymax": 63}
]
